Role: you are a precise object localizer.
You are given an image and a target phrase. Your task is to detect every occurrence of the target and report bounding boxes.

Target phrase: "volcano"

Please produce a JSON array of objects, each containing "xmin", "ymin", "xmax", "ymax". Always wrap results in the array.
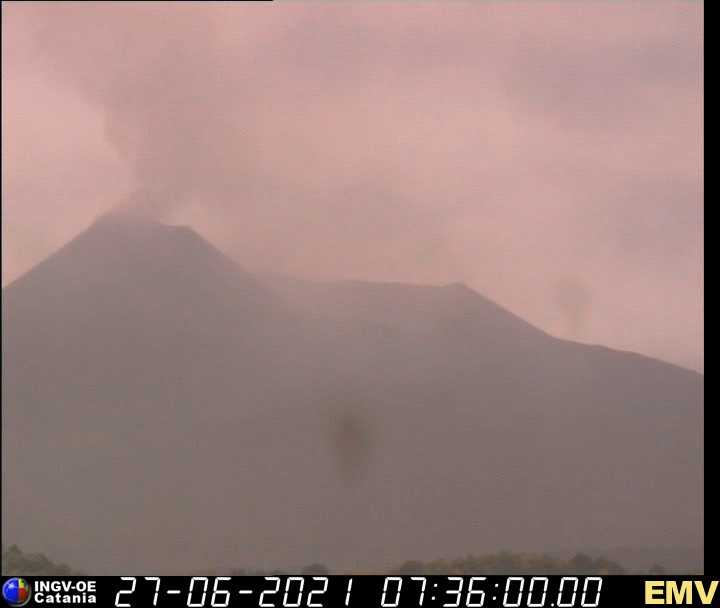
[{"xmin": 2, "ymin": 212, "xmax": 703, "ymax": 573}]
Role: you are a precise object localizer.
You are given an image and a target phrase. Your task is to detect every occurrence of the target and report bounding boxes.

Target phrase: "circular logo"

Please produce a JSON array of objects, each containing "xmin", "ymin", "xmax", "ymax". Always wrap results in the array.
[{"xmin": 2, "ymin": 578, "xmax": 31, "ymax": 607}]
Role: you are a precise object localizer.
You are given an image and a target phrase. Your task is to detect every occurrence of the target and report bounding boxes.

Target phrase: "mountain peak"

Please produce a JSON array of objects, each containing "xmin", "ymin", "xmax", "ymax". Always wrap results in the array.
[
  {"xmin": 90, "ymin": 207, "xmax": 198, "ymax": 239},
  {"xmin": 4, "ymin": 206, "xmax": 255, "ymax": 302},
  {"xmin": 92, "ymin": 207, "xmax": 163, "ymax": 228}
]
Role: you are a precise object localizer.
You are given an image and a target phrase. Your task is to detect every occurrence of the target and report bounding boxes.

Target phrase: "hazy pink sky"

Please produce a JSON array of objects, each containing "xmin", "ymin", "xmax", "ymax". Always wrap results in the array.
[{"xmin": 2, "ymin": 2, "xmax": 702, "ymax": 370}]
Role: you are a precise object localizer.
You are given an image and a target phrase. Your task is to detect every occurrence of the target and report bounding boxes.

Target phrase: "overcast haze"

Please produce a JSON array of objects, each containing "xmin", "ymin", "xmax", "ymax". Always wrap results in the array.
[{"xmin": 2, "ymin": 1, "xmax": 703, "ymax": 371}]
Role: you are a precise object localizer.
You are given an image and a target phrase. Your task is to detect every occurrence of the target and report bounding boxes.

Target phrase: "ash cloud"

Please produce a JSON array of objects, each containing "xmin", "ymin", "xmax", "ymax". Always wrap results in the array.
[{"xmin": 2, "ymin": 2, "xmax": 703, "ymax": 370}]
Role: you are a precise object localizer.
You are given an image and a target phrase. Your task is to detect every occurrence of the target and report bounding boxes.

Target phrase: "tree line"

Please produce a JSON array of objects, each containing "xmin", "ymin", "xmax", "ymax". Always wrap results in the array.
[{"xmin": 5, "ymin": 545, "xmax": 671, "ymax": 576}]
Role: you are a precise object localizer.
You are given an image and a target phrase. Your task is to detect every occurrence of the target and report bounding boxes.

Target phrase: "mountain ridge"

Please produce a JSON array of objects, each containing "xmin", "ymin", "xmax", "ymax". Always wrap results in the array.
[{"xmin": 2, "ymin": 213, "xmax": 703, "ymax": 573}]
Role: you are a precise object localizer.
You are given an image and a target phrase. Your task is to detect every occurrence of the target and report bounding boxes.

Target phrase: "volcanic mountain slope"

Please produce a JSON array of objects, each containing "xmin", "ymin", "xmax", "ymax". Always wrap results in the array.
[{"xmin": 2, "ymin": 213, "xmax": 703, "ymax": 573}]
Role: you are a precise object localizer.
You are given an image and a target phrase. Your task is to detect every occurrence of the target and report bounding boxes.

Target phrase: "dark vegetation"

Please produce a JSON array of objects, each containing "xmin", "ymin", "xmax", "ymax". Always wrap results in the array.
[
  {"xmin": 4, "ymin": 545, "xmax": 637, "ymax": 576},
  {"xmin": 2, "ymin": 545, "xmax": 82, "ymax": 575},
  {"xmin": 387, "ymin": 552, "xmax": 626, "ymax": 575}
]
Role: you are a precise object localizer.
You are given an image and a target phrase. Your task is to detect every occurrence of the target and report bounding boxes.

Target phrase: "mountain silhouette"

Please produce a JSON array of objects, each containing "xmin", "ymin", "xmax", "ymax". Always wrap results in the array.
[{"xmin": 2, "ymin": 212, "xmax": 703, "ymax": 573}]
